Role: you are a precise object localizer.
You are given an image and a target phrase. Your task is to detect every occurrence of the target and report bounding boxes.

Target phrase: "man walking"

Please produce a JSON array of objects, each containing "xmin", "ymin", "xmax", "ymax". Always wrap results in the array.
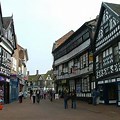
[
  {"xmin": 71, "ymin": 89, "xmax": 76, "ymax": 109},
  {"xmin": 36, "ymin": 89, "xmax": 40, "ymax": 103}
]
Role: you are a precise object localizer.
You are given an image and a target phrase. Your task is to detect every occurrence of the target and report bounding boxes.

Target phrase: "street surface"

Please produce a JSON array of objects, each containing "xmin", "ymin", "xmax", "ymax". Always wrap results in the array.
[{"xmin": 0, "ymin": 97, "xmax": 120, "ymax": 120}]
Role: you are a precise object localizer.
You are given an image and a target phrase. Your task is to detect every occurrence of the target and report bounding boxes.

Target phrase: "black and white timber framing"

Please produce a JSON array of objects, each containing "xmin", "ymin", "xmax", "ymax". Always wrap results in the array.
[{"xmin": 94, "ymin": 2, "xmax": 120, "ymax": 106}]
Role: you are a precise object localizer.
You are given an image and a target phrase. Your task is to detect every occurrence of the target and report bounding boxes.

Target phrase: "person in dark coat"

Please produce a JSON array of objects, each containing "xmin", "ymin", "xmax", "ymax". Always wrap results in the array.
[
  {"xmin": 49, "ymin": 89, "xmax": 53, "ymax": 102},
  {"xmin": 63, "ymin": 89, "xmax": 69, "ymax": 109},
  {"xmin": 32, "ymin": 90, "xmax": 36, "ymax": 104},
  {"xmin": 92, "ymin": 89, "xmax": 100, "ymax": 105},
  {"xmin": 36, "ymin": 89, "xmax": 40, "ymax": 103},
  {"xmin": 71, "ymin": 89, "xmax": 76, "ymax": 109},
  {"xmin": 30, "ymin": 89, "xmax": 33, "ymax": 100}
]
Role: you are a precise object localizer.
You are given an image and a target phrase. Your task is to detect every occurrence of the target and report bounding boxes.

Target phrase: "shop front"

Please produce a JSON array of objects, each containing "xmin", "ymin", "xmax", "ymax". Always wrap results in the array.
[
  {"xmin": 10, "ymin": 75, "xmax": 19, "ymax": 102},
  {"xmin": 4, "ymin": 78, "xmax": 10, "ymax": 104},
  {"xmin": 98, "ymin": 78, "xmax": 119, "ymax": 105},
  {"xmin": 0, "ymin": 76, "xmax": 10, "ymax": 104},
  {"xmin": 0, "ymin": 76, "xmax": 5, "ymax": 104}
]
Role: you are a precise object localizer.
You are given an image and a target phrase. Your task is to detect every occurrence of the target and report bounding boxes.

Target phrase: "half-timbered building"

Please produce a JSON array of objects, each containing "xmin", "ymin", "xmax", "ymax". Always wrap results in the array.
[
  {"xmin": 0, "ymin": 5, "xmax": 17, "ymax": 104},
  {"xmin": 52, "ymin": 19, "xmax": 98, "ymax": 102},
  {"xmin": 94, "ymin": 2, "xmax": 120, "ymax": 106}
]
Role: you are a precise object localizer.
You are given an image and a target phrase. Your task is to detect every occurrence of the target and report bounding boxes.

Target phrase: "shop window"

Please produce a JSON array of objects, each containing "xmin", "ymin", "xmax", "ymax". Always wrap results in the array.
[
  {"xmin": 82, "ymin": 77, "xmax": 90, "ymax": 92},
  {"xmin": 99, "ymin": 54, "xmax": 103, "ymax": 69},
  {"xmin": 108, "ymin": 84, "xmax": 117, "ymax": 100},
  {"xmin": 113, "ymin": 45, "xmax": 119, "ymax": 63}
]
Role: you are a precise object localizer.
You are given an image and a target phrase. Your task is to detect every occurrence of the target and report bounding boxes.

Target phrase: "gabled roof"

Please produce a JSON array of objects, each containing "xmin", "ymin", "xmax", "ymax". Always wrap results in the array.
[
  {"xmin": 76, "ymin": 18, "xmax": 98, "ymax": 34},
  {"xmin": 52, "ymin": 18, "xmax": 98, "ymax": 55},
  {"xmin": 94, "ymin": 2, "xmax": 120, "ymax": 44},
  {"xmin": 104, "ymin": 2, "xmax": 120, "ymax": 17},
  {"xmin": 52, "ymin": 30, "xmax": 74, "ymax": 52},
  {"xmin": 28, "ymin": 70, "xmax": 53, "ymax": 82},
  {"xmin": 44, "ymin": 69, "xmax": 53, "ymax": 79},
  {"xmin": 2, "ymin": 15, "xmax": 17, "ymax": 51},
  {"xmin": 3, "ymin": 16, "xmax": 12, "ymax": 29},
  {"xmin": 28, "ymin": 74, "xmax": 43, "ymax": 82},
  {"xmin": 0, "ymin": 3, "xmax": 3, "ymax": 27}
]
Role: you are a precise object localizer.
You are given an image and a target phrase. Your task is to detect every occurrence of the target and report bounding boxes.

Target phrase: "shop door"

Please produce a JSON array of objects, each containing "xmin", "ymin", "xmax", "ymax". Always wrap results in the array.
[
  {"xmin": 104, "ymin": 83, "xmax": 117, "ymax": 104},
  {"xmin": 103, "ymin": 84, "xmax": 109, "ymax": 104},
  {"xmin": 4, "ymin": 82, "xmax": 9, "ymax": 104}
]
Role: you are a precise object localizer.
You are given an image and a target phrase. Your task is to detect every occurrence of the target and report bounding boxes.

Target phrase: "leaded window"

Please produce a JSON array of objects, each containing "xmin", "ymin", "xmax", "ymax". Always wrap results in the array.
[
  {"xmin": 99, "ymin": 53, "xmax": 103, "ymax": 69},
  {"xmin": 97, "ymin": 27, "xmax": 103, "ymax": 41},
  {"xmin": 82, "ymin": 77, "xmax": 90, "ymax": 92},
  {"xmin": 80, "ymin": 52, "xmax": 88, "ymax": 69},
  {"xmin": 114, "ymin": 45, "xmax": 119, "ymax": 63},
  {"xmin": 102, "ymin": 9, "xmax": 109, "ymax": 25}
]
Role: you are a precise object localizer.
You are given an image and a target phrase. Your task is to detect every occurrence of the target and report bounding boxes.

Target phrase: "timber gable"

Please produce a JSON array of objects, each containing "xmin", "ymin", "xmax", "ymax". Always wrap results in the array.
[
  {"xmin": 94, "ymin": 2, "xmax": 120, "ymax": 80},
  {"xmin": 94, "ymin": 2, "xmax": 120, "ymax": 53}
]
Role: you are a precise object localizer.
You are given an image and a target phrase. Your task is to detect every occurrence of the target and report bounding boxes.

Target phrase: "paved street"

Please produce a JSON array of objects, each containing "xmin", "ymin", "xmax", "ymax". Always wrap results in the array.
[{"xmin": 0, "ymin": 97, "xmax": 120, "ymax": 120}]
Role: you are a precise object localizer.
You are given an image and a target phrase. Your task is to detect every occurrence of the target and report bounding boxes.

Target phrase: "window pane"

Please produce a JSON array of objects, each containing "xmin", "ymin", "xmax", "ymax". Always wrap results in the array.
[{"xmin": 109, "ymin": 47, "xmax": 112, "ymax": 54}]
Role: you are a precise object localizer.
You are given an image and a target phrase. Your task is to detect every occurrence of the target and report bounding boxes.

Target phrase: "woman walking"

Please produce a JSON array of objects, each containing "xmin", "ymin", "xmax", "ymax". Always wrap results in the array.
[
  {"xmin": 18, "ymin": 90, "xmax": 23, "ymax": 103},
  {"xmin": 32, "ymin": 90, "xmax": 36, "ymax": 104},
  {"xmin": 71, "ymin": 89, "xmax": 76, "ymax": 109},
  {"xmin": 36, "ymin": 89, "xmax": 40, "ymax": 103},
  {"xmin": 63, "ymin": 89, "xmax": 69, "ymax": 109}
]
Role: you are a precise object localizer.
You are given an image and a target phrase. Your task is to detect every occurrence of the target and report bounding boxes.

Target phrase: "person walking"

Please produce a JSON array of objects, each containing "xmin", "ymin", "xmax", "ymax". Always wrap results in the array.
[
  {"xmin": 63, "ymin": 89, "xmax": 69, "ymax": 109},
  {"xmin": 96, "ymin": 89, "xmax": 100, "ymax": 105},
  {"xmin": 36, "ymin": 89, "xmax": 40, "ymax": 103},
  {"xmin": 32, "ymin": 90, "xmax": 36, "ymax": 104},
  {"xmin": 18, "ymin": 90, "xmax": 23, "ymax": 103},
  {"xmin": 49, "ymin": 89, "xmax": 53, "ymax": 102},
  {"xmin": 92, "ymin": 89, "xmax": 98, "ymax": 106},
  {"xmin": 30, "ymin": 89, "xmax": 33, "ymax": 100},
  {"xmin": 71, "ymin": 89, "xmax": 76, "ymax": 109}
]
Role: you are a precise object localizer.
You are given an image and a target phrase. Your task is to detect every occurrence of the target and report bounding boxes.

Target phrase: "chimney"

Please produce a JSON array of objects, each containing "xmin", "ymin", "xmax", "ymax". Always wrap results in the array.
[
  {"xmin": 36, "ymin": 70, "xmax": 39, "ymax": 75},
  {"xmin": 27, "ymin": 71, "xmax": 29, "ymax": 76}
]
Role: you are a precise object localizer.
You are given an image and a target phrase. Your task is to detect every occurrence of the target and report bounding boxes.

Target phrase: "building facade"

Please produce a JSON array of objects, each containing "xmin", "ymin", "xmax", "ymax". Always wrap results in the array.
[
  {"xmin": 17, "ymin": 44, "xmax": 28, "ymax": 93},
  {"xmin": 94, "ymin": 2, "xmax": 120, "ymax": 106},
  {"xmin": 27, "ymin": 70, "xmax": 54, "ymax": 92},
  {"xmin": 10, "ymin": 44, "xmax": 28, "ymax": 102},
  {"xmin": 52, "ymin": 19, "xmax": 98, "ymax": 102},
  {"xmin": 0, "ymin": 6, "xmax": 17, "ymax": 104}
]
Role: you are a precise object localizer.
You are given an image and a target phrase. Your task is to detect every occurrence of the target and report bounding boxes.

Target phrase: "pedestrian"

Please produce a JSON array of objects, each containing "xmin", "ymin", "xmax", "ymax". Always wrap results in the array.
[
  {"xmin": 32, "ymin": 90, "xmax": 36, "ymax": 104},
  {"xmin": 30, "ymin": 89, "xmax": 33, "ymax": 100},
  {"xmin": 96, "ymin": 89, "xmax": 100, "ymax": 105},
  {"xmin": 49, "ymin": 89, "xmax": 53, "ymax": 102},
  {"xmin": 58, "ymin": 90, "xmax": 61, "ymax": 98},
  {"xmin": 91, "ymin": 89, "xmax": 98, "ymax": 106},
  {"xmin": 43, "ymin": 90, "xmax": 47, "ymax": 99},
  {"xmin": 36, "ymin": 89, "xmax": 40, "ymax": 103},
  {"xmin": 40, "ymin": 89, "xmax": 43, "ymax": 99},
  {"xmin": 18, "ymin": 90, "xmax": 23, "ymax": 103},
  {"xmin": 63, "ymin": 89, "xmax": 69, "ymax": 109},
  {"xmin": 71, "ymin": 89, "xmax": 76, "ymax": 109}
]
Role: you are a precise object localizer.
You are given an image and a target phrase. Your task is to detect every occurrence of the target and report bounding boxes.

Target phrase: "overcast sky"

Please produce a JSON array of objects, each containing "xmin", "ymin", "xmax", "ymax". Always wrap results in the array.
[{"xmin": 0, "ymin": 0, "xmax": 119, "ymax": 75}]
